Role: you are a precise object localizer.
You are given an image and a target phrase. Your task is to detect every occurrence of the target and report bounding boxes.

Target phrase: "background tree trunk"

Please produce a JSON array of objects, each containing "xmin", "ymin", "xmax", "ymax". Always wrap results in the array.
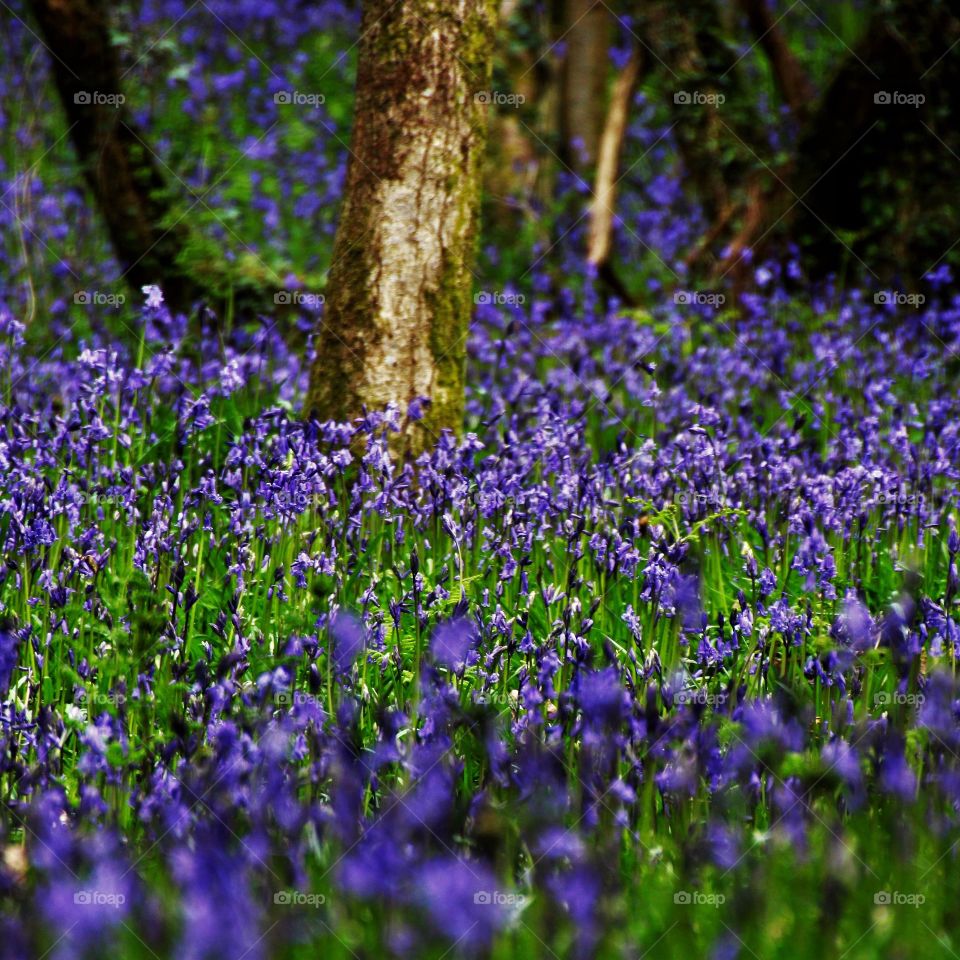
[
  {"xmin": 587, "ymin": 46, "xmax": 643, "ymax": 270},
  {"xmin": 306, "ymin": 0, "xmax": 496, "ymax": 456},
  {"xmin": 483, "ymin": 0, "xmax": 544, "ymax": 238},
  {"xmin": 789, "ymin": 0, "xmax": 960, "ymax": 283},
  {"xmin": 30, "ymin": 0, "xmax": 290, "ymax": 316},
  {"xmin": 28, "ymin": 0, "xmax": 201, "ymax": 311},
  {"xmin": 560, "ymin": 0, "xmax": 610, "ymax": 169},
  {"xmin": 721, "ymin": 0, "xmax": 960, "ymax": 286}
]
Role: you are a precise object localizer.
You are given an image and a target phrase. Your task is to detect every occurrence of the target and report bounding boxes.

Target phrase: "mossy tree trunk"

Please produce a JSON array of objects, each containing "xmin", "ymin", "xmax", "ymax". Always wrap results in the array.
[{"xmin": 306, "ymin": 0, "xmax": 496, "ymax": 457}]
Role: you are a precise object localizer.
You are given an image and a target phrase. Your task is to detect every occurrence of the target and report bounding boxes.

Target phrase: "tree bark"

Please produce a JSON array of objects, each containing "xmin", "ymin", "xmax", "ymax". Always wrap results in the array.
[
  {"xmin": 561, "ymin": 0, "xmax": 610, "ymax": 169},
  {"xmin": 306, "ymin": 0, "xmax": 496, "ymax": 456},
  {"xmin": 28, "ymin": 0, "xmax": 202, "ymax": 311}
]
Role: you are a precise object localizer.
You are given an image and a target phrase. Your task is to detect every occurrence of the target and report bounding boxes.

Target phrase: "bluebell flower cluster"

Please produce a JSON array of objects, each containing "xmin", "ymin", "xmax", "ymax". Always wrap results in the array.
[{"xmin": 3, "ymin": 1, "xmax": 960, "ymax": 956}]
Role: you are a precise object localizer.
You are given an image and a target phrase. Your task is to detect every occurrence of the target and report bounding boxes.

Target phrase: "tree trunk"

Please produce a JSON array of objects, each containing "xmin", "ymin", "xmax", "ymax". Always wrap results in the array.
[
  {"xmin": 306, "ymin": 0, "xmax": 496, "ymax": 457},
  {"xmin": 484, "ymin": 1, "xmax": 543, "ymax": 236},
  {"xmin": 561, "ymin": 0, "xmax": 610, "ymax": 169},
  {"xmin": 29, "ymin": 0, "xmax": 289, "ymax": 316},
  {"xmin": 28, "ymin": 0, "xmax": 202, "ymax": 311},
  {"xmin": 587, "ymin": 46, "xmax": 643, "ymax": 269},
  {"xmin": 789, "ymin": 0, "xmax": 960, "ymax": 283},
  {"xmin": 725, "ymin": 0, "xmax": 960, "ymax": 285}
]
